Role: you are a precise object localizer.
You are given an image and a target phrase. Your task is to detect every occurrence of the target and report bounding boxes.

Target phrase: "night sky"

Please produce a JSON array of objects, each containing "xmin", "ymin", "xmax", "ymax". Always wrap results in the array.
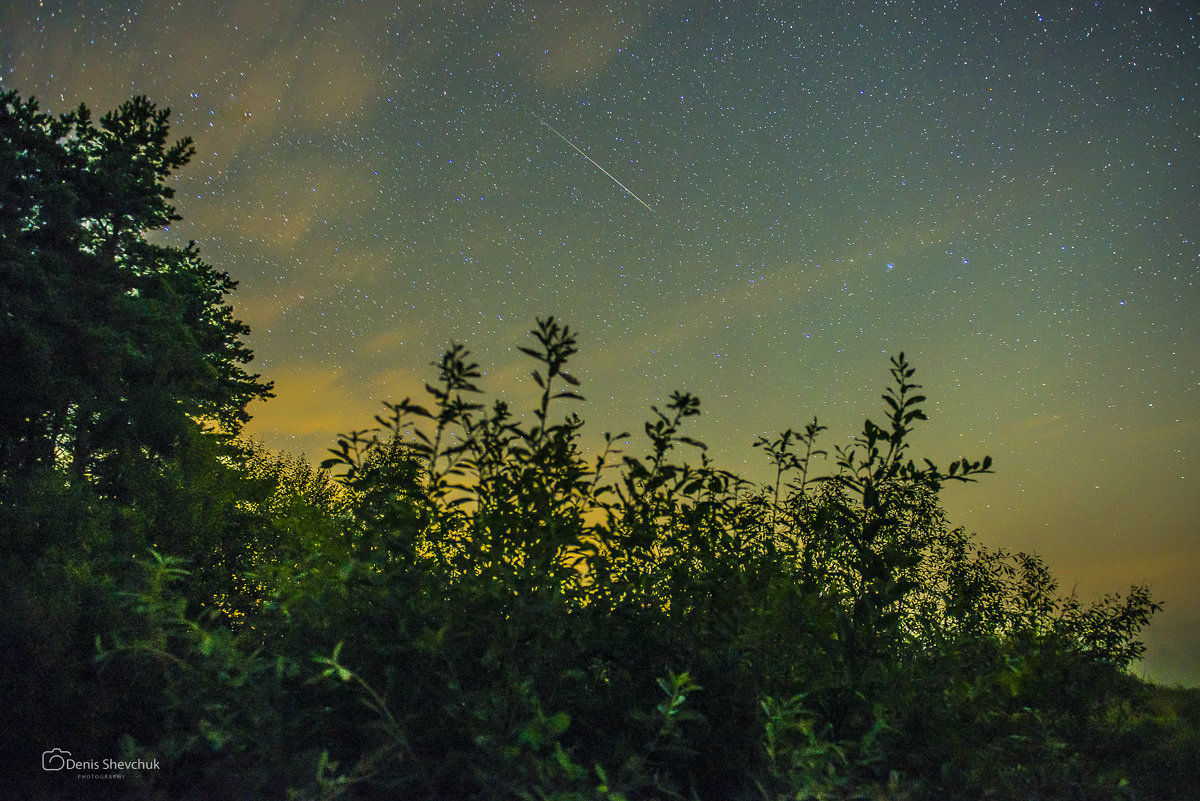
[{"xmin": 3, "ymin": 1, "xmax": 1196, "ymax": 684}]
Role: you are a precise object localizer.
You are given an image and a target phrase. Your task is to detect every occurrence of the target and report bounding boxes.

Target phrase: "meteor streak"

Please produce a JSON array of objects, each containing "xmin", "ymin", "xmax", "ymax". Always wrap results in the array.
[{"xmin": 533, "ymin": 113, "xmax": 653, "ymax": 213}]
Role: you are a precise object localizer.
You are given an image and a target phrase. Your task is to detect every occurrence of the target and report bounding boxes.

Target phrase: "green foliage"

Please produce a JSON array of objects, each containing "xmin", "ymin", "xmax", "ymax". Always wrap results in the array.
[
  {"xmin": 5, "ymin": 295, "xmax": 1179, "ymax": 799},
  {"xmin": 271, "ymin": 318, "xmax": 1166, "ymax": 800},
  {"xmin": 0, "ymin": 90, "xmax": 272, "ymax": 491}
]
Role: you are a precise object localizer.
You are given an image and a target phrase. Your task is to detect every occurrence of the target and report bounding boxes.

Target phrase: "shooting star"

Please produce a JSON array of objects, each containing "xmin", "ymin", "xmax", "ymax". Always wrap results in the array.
[{"xmin": 533, "ymin": 113, "xmax": 654, "ymax": 213}]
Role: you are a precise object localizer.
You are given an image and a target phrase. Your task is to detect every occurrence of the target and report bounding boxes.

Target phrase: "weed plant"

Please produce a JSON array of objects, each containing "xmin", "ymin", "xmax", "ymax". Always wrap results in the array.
[{"xmin": 4, "ymin": 317, "xmax": 1179, "ymax": 800}]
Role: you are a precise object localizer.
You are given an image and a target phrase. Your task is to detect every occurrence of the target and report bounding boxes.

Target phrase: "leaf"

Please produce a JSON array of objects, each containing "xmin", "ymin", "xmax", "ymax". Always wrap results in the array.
[{"xmin": 548, "ymin": 711, "xmax": 571, "ymax": 736}]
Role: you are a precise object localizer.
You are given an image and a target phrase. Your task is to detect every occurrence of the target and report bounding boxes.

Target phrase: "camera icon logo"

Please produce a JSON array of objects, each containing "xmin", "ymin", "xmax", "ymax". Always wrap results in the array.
[{"xmin": 42, "ymin": 748, "xmax": 71, "ymax": 771}]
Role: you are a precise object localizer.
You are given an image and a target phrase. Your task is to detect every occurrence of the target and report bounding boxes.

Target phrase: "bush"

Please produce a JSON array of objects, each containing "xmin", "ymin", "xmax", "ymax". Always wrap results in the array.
[{"xmin": 9, "ymin": 317, "xmax": 1174, "ymax": 800}]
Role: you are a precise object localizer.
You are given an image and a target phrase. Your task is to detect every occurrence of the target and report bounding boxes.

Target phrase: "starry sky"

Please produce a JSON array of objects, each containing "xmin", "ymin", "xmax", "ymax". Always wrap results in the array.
[{"xmin": 3, "ymin": 0, "xmax": 1196, "ymax": 684}]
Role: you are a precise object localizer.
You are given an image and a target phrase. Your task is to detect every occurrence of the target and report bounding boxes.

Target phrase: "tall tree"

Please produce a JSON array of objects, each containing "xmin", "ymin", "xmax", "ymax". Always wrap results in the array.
[{"xmin": 0, "ymin": 91, "xmax": 272, "ymax": 485}]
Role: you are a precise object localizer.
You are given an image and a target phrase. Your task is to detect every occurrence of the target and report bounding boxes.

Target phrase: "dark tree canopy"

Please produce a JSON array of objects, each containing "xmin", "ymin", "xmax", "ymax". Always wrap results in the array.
[{"xmin": 0, "ymin": 91, "xmax": 272, "ymax": 481}]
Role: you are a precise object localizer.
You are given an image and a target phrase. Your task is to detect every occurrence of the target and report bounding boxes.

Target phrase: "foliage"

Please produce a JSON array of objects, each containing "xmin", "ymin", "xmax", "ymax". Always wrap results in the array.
[
  {"xmin": 75, "ymin": 317, "xmax": 1164, "ymax": 800},
  {"xmin": 10, "ymin": 310, "xmax": 1180, "ymax": 800},
  {"xmin": 0, "ymin": 90, "xmax": 272, "ymax": 492}
]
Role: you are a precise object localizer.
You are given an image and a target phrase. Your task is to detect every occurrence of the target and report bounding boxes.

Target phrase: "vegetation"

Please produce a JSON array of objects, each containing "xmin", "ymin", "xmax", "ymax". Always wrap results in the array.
[{"xmin": 2, "ymin": 91, "xmax": 1195, "ymax": 800}]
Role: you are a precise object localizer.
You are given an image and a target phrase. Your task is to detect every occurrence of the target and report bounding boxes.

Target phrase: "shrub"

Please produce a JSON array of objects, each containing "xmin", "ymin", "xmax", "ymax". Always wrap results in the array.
[{"xmin": 12, "ymin": 317, "xmax": 1170, "ymax": 800}]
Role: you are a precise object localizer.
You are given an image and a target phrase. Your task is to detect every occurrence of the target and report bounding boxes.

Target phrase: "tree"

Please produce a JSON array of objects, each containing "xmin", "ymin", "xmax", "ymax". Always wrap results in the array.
[{"xmin": 0, "ymin": 90, "xmax": 272, "ymax": 486}]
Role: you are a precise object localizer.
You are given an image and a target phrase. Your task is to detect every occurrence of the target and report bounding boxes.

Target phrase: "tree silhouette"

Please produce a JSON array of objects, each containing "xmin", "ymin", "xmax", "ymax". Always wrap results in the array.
[{"xmin": 0, "ymin": 91, "xmax": 271, "ymax": 488}]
